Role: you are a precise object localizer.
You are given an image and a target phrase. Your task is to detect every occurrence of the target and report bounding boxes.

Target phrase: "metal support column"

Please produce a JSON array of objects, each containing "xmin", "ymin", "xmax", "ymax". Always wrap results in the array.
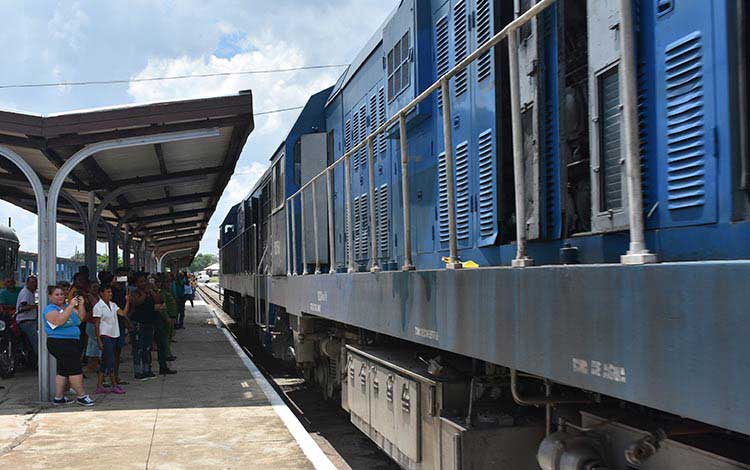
[
  {"xmin": 85, "ymin": 192, "xmax": 97, "ymax": 278},
  {"xmin": 285, "ymin": 200, "xmax": 292, "ymax": 276},
  {"xmin": 398, "ymin": 113, "xmax": 415, "ymax": 271},
  {"xmin": 326, "ymin": 168, "xmax": 336, "ymax": 274},
  {"xmin": 367, "ymin": 137, "xmax": 381, "ymax": 272},
  {"xmin": 312, "ymin": 181, "xmax": 321, "ymax": 274},
  {"xmin": 291, "ymin": 198, "xmax": 298, "ymax": 275},
  {"xmin": 122, "ymin": 225, "xmax": 130, "ymax": 269},
  {"xmin": 109, "ymin": 224, "xmax": 119, "ymax": 273},
  {"xmin": 508, "ymin": 29, "xmax": 534, "ymax": 267},
  {"xmin": 440, "ymin": 79, "xmax": 462, "ymax": 269},
  {"xmin": 619, "ymin": 0, "xmax": 657, "ymax": 265},
  {"xmin": 344, "ymin": 154, "xmax": 356, "ymax": 273},
  {"xmin": 300, "ymin": 190, "xmax": 308, "ymax": 275},
  {"xmin": 0, "ymin": 145, "xmax": 52, "ymax": 402}
]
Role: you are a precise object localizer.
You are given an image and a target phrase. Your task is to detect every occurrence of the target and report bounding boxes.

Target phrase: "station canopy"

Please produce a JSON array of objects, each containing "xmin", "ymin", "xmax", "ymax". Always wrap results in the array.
[{"xmin": 0, "ymin": 92, "xmax": 254, "ymax": 261}]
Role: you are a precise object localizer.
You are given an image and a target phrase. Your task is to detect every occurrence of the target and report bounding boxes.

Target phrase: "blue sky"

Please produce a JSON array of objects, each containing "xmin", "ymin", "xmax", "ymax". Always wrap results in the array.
[{"xmin": 0, "ymin": 0, "xmax": 393, "ymax": 257}]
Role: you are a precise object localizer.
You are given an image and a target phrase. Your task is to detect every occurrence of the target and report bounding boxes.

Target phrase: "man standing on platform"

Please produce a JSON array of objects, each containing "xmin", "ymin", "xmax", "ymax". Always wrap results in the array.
[
  {"xmin": 172, "ymin": 272, "xmax": 186, "ymax": 330},
  {"xmin": 16, "ymin": 276, "xmax": 39, "ymax": 356}
]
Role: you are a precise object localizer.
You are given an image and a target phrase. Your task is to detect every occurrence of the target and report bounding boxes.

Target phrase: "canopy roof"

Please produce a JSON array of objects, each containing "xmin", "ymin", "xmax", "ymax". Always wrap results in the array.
[{"xmin": 0, "ymin": 92, "xmax": 254, "ymax": 261}]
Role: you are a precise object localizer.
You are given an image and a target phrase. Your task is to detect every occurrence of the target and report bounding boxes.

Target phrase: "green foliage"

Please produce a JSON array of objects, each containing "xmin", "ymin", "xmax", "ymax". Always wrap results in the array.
[{"xmin": 190, "ymin": 253, "xmax": 217, "ymax": 273}]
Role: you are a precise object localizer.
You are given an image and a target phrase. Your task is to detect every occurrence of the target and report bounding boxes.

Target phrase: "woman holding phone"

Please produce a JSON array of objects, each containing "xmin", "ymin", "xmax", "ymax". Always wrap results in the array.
[
  {"xmin": 93, "ymin": 286, "xmax": 131, "ymax": 394},
  {"xmin": 43, "ymin": 285, "xmax": 94, "ymax": 406}
]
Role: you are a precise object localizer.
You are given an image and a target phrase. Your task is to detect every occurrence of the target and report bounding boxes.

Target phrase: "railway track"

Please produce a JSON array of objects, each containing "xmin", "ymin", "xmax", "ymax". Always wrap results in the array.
[{"xmin": 197, "ymin": 285, "xmax": 398, "ymax": 470}]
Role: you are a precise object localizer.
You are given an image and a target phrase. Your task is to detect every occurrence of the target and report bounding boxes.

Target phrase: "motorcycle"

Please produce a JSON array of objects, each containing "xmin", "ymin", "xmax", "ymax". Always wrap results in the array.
[{"xmin": 0, "ymin": 306, "xmax": 34, "ymax": 378}]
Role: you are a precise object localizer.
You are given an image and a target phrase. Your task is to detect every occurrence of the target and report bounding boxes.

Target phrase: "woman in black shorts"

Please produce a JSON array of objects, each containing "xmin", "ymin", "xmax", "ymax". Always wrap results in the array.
[{"xmin": 43, "ymin": 286, "xmax": 94, "ymax": 406}]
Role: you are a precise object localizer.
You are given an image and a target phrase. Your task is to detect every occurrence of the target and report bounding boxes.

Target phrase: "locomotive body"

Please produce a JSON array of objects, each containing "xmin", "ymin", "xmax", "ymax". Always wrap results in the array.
[{"xmin": 220, "ymin": 1, "xmax": 750, "ymax": 468}]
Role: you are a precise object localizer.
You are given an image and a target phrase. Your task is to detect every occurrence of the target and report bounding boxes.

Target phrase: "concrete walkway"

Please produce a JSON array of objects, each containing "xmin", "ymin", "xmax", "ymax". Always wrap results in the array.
[{"xmin": 0, "ymin": 299, "xmax": 320, "ymax": 469}]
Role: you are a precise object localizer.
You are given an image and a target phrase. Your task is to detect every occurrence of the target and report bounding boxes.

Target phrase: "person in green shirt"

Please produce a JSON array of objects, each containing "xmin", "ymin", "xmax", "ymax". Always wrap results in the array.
[
  {"xmin": 0, "ymin": 277, "xmax": 21, "ymax": 311},
  {"xmin": 159, "ymin": 278, "xmax": 177, "ymax": 360}
]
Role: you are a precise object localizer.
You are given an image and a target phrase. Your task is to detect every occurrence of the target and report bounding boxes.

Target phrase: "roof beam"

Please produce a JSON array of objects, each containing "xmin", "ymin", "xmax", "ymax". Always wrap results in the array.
[
  {"xmin": 96, "ymin": 166, "xmax": 222, "ymax": 191},
  {"xmin": 127, "ymin": 208, "xmax": 210, "ymax": 225},
  {"xmin": 146, "ymin": 221, "xmax": 205, "ymax": 234},
  {"xmin": 112, "ymin": 192, "xmax": 211, "ymax": 211},
  {"xmin": 151, "ymin": 227, "xmax": 201, "ymax": 240},
  {"xmin": 45, "ymin": 115, "xmax": 249, "ymax": 148},
  {"xmin": 154, "ymin": 234, "xmax": 202, "ymax": 246}
]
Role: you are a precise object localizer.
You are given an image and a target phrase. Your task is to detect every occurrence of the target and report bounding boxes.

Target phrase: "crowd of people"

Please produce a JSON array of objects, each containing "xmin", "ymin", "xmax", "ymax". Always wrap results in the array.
[{"xmin": 0, "ymin": 268, "xmax": 198, "ymax": 407}]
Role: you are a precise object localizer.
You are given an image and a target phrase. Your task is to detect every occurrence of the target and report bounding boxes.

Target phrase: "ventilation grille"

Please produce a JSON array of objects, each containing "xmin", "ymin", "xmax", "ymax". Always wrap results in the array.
[
  {"xmin": 453, "ymin": 1, "xmax": 468, "ymax": 97},
  {"xmin": 436, "ymin": 15, "xmax": 450, "ymax": 108},
  {"xmin": 353, "ymin": 194, "xmax": 369, "ymax": 261},
  {"xmin": 344, "ymin": 119, "xmax": 352, "ymax": 153},
  {"xmin": 375, "ymin": 184, "xmax": 389, "ymax": 258},
  {"xmin": 477, "ymin": 129, "xmax": 496, "ymax": 238},
  {"xmin": 351, "ymin": 111, "xmax": 360, "ymax": 170},
  {"xmin": 438, "ymin": 152, "xmax": 449, "ymax": 243},
  {"xmin": 664, "ymin": 31, "xmax": 707, "ymax": 210},
  {"xmin": 599, "ymin": 67, "xmax": 622, "ymax": 210},
  {"xmin": 476, "ymin": 0, "xmax": 492, "ymax": 82},
  {"xmin": 370, "ymin": 95, "xmax": 378, "ymax": 160},
  {"xmin": 455, "ymin": 141, "xmax": 470, "ymax": 241},
  {"xmin": 377, "ymin": 87, "xmax": 387, "ymax": 154},
  {"xmin": 359, "ymin": 104, "xmax": 368, "ymax": 169}
]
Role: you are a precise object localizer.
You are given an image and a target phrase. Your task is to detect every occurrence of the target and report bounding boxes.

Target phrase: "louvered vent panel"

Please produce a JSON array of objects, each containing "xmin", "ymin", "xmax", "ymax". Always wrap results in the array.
[
  {"xmin": 436, "ymin": 15, "xmax": 450, "ymax": 108},
  {"xmin": 353, "ymin": 196, "xmax": 361, "ymax": 260},
  {"xmin": 664, "ymin": 31, "xmax": 707, "ymax": 210},
  {"xmin": 359, "ymin": 105, "xmax": 368, "ymax": 169},
  {"xmin": 377, "ymin": 88, "xmax": 387, "ymax": 154},
  {"xmin": 599, "ymin": 68, "xmax": 622, "ymax": 210},
  {"xmin": 376, "ymin": 184, "xmax": 389, "ymax": 257},
  {"xmin": 351, "ymin": 111, "xmax": 360, "ymax": 170},
  {"xmin": 453, "ymin": 1, "xmax": 468, "ymax": 97},
  {"xmin": 438, "ymin": 152, "xmax": 449, "ymax": 243},
  {"xmin": 344, "ymin": 197, "xmax": 351, "ymax": 264},
  {"xmin": 357, "ymin": 194, "xmax": 369, "ymax": 261},
  {"xmin": 344, "ymin": 119, "xmax": 352, "ymax": 153},
  {"xmin": 477, "ymin": 129, "xmax": 496, "ymax": 237},
  {"xmin": 455, "ymin": 141, "xmax": 470, "ymax": 241},
  {"xmin": 476, "ymin": 0, "xmax": 492, "ymax": 82},
  {"xmin": 370, "ymin": 95, "xmax": 378, "ymax": 160}
]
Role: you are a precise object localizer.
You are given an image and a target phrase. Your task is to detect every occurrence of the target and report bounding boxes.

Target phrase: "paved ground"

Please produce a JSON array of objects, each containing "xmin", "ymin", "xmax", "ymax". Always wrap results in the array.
[{"xmin": 0, "ymin": 299, "xmax": 318, "ymax": 469}]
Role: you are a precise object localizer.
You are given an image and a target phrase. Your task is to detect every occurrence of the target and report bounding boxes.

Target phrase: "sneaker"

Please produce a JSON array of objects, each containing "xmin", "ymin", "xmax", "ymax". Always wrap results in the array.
[
  {"xmin": 167, "ymin": 355, "xmax": 177, "ymax": 361},
  {"xmin": 143, "ymin": 372, "xmax": 158, "ymax": 380},
  {"xmin": 134, "ymin": 373, "xmax": 144, "ymax": 380},
  {"xmin": 111, "ymin": 386, "xmax": 126, "ymax": 395},
  {"xmin": 52, "ymin": 396, "xmax": 72, "ymax": 405},
  {"xmin": 76, "ymin": 395, "xmax": 95, "ymax": 407},
  {"xmin": 116, "ymin": 379, "xmax": 130, "ymax": 385},
  {"xmin": 159, "ymin": 368, "xmax": 177, "ymax": 375},
  {"xmin": 94, "ymin": 386, "xmax": 111, "ymax": 394}
]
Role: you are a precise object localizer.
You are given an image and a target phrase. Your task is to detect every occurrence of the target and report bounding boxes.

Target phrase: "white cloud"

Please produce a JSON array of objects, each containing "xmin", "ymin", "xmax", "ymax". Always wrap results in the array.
[
  {"xmin": 127, "ymin": 37, "xmax": 338, "ymax": 135},
  {"xmin": 48, "ymin": 1, "xmax": 90, "ymax": 51}
]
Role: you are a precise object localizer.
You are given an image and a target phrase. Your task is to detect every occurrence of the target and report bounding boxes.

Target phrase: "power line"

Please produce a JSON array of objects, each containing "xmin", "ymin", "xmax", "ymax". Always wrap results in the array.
[
  {"xmin": 254, "ymin": 105, "xmax": 304, "ymax": 116},
  {"xmin": 0, "ymin": 64, "xmax": 350, "ymax": 90}
]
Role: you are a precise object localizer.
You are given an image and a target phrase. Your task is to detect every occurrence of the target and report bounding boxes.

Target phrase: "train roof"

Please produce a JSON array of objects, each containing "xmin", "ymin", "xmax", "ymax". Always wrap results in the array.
[
  {"xmin": 0, "ymin": 225, "xmax": 19, "ymax": 244},
  {"xmin": 325, "ymin": 5, "xmax": 397, "ymax": 107}
]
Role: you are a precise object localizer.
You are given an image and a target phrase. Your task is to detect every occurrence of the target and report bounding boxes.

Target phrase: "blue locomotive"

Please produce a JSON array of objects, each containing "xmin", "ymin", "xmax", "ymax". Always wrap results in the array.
[{"xmin": 220, "ymin": 1, "xmax": 749, "ymax": 468}]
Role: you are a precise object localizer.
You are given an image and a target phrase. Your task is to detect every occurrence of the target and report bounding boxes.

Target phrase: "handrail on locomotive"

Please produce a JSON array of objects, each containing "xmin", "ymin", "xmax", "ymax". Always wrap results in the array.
[{"xmin": 265, "ymin": 0, "xmax": 653, "ymax": 276}]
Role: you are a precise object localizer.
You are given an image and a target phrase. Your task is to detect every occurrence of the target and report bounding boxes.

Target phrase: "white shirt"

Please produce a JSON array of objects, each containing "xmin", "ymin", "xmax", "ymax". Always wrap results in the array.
[
  {"xmin": 93, "ymin": 299, "xmax": 121, "ymax": 338},
  {"xmin": 15, "ymin": 287, "xmax": 37, "ymax": 323}
]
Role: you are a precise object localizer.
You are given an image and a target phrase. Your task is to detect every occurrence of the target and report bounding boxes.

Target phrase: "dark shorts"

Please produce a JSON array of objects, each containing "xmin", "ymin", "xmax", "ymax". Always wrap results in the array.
[{"xmin": 47, "ymin": 338, "xmax": 83, "ymax": 377}]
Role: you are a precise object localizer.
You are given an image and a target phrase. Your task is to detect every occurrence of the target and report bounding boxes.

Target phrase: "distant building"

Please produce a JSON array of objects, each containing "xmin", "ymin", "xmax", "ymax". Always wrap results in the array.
[
  {"xmin": 17, "ymin": 251, "xmax": 83, "ymax": 284},
  {"xmin": 205, "ymin": 263, "xmax": 220, "ymax": 277}
]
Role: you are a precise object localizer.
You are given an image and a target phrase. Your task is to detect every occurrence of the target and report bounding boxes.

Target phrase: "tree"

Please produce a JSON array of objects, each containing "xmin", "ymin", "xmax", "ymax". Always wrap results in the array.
[{"xmin": 190, "ymin": 253, "xmax": 217, "ymax": 273}]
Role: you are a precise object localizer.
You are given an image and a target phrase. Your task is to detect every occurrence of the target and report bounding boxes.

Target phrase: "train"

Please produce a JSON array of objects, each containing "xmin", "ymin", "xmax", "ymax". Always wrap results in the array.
[
  {"xmin": 0, "ymin": 224, "xmax": 83, "ymax": 285},
  {"xmin": 0, "ymin": 225, "xmax": 19, "ymax": 282},
  {"xmin": 219, "ymin": 1, "xmax": 750, "ymax": 469}
]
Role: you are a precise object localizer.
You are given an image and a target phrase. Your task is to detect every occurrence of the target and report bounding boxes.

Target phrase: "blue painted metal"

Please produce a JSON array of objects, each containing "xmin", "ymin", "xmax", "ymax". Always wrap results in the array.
[
  {"xmin": 253, "ymin": 260, "xmax": 750, "ymax": 436},
  {"xmin": 219, "ymin": 0, "xmax": 750, "ymax": 438}
]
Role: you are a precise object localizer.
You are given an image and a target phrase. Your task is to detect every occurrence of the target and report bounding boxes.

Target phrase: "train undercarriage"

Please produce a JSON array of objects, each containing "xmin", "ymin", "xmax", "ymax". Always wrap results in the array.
[{"xmin": 220, "ymin": 268, "xmax": 750, "ymax": 470}]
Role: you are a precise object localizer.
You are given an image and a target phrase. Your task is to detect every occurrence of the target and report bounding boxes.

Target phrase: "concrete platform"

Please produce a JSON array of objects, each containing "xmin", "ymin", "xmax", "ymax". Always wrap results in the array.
[{"xmin": 0, "ymin": 299, "xmax": 331, "ymax": 469}]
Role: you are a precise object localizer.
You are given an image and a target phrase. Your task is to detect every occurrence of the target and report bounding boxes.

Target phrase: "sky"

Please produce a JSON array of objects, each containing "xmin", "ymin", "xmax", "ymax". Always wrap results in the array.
[{"xmin": 0, "ymin": 0, "xmax": 394, "ymax": 257}]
